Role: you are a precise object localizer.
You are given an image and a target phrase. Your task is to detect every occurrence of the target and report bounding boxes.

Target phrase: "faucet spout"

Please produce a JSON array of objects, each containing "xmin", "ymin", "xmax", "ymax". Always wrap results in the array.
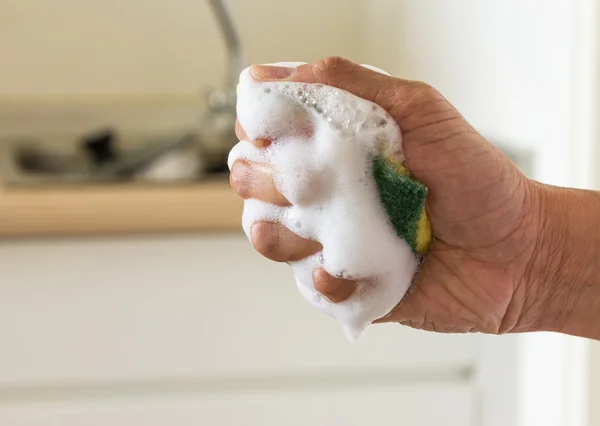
[{"xmin": 207, "ymin": 0, "xmax": 244, "ymax": 91}]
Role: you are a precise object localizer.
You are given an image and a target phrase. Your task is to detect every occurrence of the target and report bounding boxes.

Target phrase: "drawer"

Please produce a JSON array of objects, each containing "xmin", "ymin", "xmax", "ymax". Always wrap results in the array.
[
  {"xmin": 0, "ymin": 384, "xmax": 474, "ymax": 426},
  {"xmin": 0, "ymin": 235, "xmax": 476, "ymax": 385}
]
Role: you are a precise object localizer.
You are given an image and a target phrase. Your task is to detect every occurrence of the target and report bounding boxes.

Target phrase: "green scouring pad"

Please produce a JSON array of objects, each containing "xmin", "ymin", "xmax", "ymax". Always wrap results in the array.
[{"xmin": 372, "ymin": 155, "xmax": 431, "ymax": 255}]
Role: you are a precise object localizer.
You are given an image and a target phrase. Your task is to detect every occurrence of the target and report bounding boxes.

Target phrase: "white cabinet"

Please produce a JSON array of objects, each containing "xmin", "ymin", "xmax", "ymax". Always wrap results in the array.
[
  {"xmin": 0, "ymin": 234, "xmax": 475, "ymax": 386},
  {"xmin": 0, "ymin": 234, "xmax": 477, "ymax": 425},
  {"xmin": 0, "ymin": 385, "xmax": 474, "ymax": 426}
]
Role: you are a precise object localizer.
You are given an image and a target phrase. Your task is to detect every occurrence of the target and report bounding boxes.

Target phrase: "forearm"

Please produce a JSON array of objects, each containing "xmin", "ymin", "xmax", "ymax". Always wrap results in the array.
[{"xmin": 530, "ymin": 183, "xmax": 600, "ymax": 339}]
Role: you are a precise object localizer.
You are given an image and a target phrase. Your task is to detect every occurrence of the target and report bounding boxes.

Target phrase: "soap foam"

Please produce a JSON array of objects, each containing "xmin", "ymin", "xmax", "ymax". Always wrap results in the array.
[{"xmin": 228, "ymin": 62, "xmax": 417, "ymax": 342}]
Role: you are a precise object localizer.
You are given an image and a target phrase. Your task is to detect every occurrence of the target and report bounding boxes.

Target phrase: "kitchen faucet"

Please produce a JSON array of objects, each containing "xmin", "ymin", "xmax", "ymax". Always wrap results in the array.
[
  {"xmin": 198, "ymin": 0, "xmax": 244, "ymax": 171},
  {"xmin": 208, "ymin": 0, "xmax": 244, "ymax": 91},
  {"xmin": 0, "ymin": 0, "xmax": 245, "ymax": 185}
]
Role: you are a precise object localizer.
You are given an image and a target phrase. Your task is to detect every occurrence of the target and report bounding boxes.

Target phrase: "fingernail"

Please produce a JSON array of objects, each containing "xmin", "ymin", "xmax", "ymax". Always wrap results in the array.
[{"xmin": 250, "ymin": 65, "xmax": 295, "ymax": 80}]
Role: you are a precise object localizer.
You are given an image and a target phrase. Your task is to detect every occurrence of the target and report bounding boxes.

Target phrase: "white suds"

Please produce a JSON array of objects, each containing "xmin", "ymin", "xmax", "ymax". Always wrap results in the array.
[{"xmin": 228, "ymin": 62, "xmax": 417, "ymax": 342}]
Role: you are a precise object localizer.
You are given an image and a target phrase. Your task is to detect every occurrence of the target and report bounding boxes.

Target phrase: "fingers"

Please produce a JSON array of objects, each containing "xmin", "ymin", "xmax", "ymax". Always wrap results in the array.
[
  {"xmin": 231, "ymin": 157, "xmax": 357, "ymax": 303},
  {"xmin": 228, "ymin": 142, "xmax": 322, "ymax": 266},
  {"xmin": 250, "ymin": 223, "xmax": 357, "ymax": 303},
  {"xmin": 250, "ymin": 222, "xmax": 322, "ymax": 262},
  {"xmin": 313, "ymin": 268, "xmax": 356, "ymax": 303},
  {"xmin": 233, "ymin": 110, "xmax": 356, "ymax": 303},
  {"xmin": 230, "ymin": 160, "xmax": 290, "ymax": 207}
]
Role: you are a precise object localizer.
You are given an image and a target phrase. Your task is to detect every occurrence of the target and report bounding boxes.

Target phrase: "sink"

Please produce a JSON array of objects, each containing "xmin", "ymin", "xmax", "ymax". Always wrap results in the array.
[
  {"xmin": 0, "ymin": 99, "xmax": 237, "ymax": 188},
  {"xmin": 0, "ymin": 130, "xmax": 203, "ymax": 187}
]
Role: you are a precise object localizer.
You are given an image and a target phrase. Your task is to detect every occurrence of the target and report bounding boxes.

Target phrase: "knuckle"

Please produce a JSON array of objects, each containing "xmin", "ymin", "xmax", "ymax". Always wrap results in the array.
[
  {"xmin": 408, "ymin": 81, "xmax": 442, "ymax": 102},
  {"xmin": 312, "ymin": 56, "xmax": 354, "ymax": 82},
  {"xmin": 320, "ymin": 56, "xmax": 345, "ymax": 69},
  {"xmin": 252, "ymin": 138, "xmax": 271, "ymax": 149},
  {"xmin": 411, "ymin": 80, "xmax": 434, "ymax": 91}
]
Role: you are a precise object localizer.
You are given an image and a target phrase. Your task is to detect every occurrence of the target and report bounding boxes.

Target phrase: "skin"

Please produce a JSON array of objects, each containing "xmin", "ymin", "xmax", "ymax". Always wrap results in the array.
[{"xmin": 230, "ymin": 57, "xmax": 600, "ymax": 340}]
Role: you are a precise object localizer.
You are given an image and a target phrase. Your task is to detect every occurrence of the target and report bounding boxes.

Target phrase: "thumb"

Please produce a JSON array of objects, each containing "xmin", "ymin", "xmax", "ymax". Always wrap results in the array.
[
  {"xmin": 248, "ymin": 57, "xmax": 478, "ymax": 185},
  {"xmin": 249, "ymin": 57, "xmax": 417, "ymax": 119}
]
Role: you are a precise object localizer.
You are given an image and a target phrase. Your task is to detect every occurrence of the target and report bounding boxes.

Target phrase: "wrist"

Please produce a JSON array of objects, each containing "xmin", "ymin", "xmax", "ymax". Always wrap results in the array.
[{"xmin": 524, "ymin": 183, "xmax": 600, "ymax": 338}]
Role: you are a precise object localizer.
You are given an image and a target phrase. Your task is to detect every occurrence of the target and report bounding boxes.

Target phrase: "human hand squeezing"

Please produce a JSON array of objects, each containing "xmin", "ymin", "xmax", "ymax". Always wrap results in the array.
[{"xmin": 230, "ymin": 57, "xmax": 550, "ymax": 336}]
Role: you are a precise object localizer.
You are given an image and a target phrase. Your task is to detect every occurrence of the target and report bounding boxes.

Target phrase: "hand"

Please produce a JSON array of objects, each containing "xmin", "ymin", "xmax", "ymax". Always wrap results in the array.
[{"xmin": 230, "ymin": 57, "xmax": 545, "ymax": 334}]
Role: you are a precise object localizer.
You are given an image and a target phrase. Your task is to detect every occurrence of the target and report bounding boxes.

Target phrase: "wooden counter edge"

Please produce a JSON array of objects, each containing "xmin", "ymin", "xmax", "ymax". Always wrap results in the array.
[{"xmin": 0, "ymin": 180, "xmax": 243, "ymax": 237}]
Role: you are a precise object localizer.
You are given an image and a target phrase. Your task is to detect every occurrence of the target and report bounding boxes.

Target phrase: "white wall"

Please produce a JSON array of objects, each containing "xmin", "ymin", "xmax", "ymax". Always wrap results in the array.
[{"xmin": 1, "ymin": 0, "xmax": 365, "ymax": 96}]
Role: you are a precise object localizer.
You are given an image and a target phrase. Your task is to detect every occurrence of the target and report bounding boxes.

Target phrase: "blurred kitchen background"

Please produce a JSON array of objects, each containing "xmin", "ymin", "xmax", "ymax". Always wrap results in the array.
[{"xmin": 0, "ymin": 0, "xmax": 599, "ymax": 425}]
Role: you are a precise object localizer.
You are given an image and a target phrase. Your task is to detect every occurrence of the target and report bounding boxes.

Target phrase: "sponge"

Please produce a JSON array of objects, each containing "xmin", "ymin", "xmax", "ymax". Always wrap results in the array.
[
  {"xmin": 237, "ymin": 77, "xmax": 432, "ymax": 256},
  {"xmin": 230, "ymin": 62, "xmax": 431, "ymax": 341},
  {"xmin": 373, "ymin": 155, "xmax": 431, "ymax": 255}
]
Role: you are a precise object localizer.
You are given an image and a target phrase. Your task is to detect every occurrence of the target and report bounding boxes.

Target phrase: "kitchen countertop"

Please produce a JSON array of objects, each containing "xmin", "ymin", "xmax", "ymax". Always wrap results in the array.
[{"xmin": 0, "ymin": 178, "xmax": 243, "ymax": 237}]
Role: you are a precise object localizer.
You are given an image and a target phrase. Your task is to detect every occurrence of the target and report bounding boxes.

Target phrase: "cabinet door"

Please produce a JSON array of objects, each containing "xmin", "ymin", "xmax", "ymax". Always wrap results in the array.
[
  {"xmin": 0, "ymin": 235, "xmax": 476, "ymax": 385},
  {"xmin": 0, "ymin": 384, "xmax": 474, "ymax": 426}
]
